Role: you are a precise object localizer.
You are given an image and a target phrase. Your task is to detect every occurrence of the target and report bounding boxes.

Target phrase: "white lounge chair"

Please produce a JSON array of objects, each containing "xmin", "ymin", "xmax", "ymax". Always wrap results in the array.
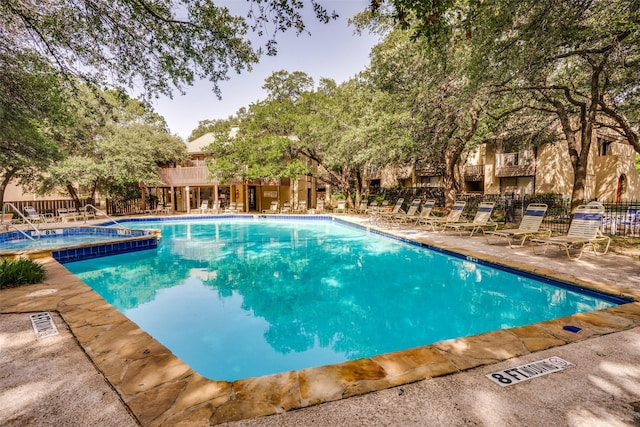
[
  {"xmin": 153, "ymin": 203, "xmax": 166, "ymax": 215},
  {"xmin": 208, "ymin": 200, "xmax": 220, "ymax": 214},
  {"xmin": 442, "ymin": 201, "xmax": 497, "ymax": 236},
  {"xmin": 392, "ymin": 199, "xmax": 422, "ymax": 223},
  {"xmin": 420, "ymin": 200, "xmax": 467, "ymax": 232},
  {"xmin": 263, "ymin": 201, "xmax": 279, "ymax": 214},
  {"xmin": 199, "ymin": 201, "xmax": 208, "ymax": 214},
  {"xmin": 531, "ymin": 204, "xmax": 611, "ymax": 260},
  {"xmin": 24, "ymin": 207, "xmax": 45, "ymax": 224},
  {"xmin": 295, "ymin": 201, "xmax": 307, "ymax": 214},
  {"xmin": 352, "ymin": 200, "xmax": 368, "ymax": 214},
  {"xmin": 485, "ymin": 203, "xmax": 549, "ymax": 247},
  {"xmin": 414, "ymin": 200, "xmax": 437, "ymax": 225},
  {"xmin": 225, "ymin": 202, "xmax": 237, "ymax": 213},
  {"xmin": 79, "ymin": 206, "xmax": 95, "ymax": 221},
  {"xmin": 334, "ymin": 199, "xmax": 346, "ymax": 213},
  {"xmin": 380, "ymin": 198, "xmax": 405, "ymax": 223}
]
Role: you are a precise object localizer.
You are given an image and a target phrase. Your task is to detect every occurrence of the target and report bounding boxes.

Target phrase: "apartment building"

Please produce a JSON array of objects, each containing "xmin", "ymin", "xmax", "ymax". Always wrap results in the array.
[{"xmin": 148, "ymin": 131, "xmax": 319, "ymax": 213}]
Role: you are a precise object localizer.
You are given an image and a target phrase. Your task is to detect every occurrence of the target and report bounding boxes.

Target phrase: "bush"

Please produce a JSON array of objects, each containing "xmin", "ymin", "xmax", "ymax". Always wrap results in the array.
[{"xmin": 0, "ymin": 258, "xmax": 46, "ymax": 289}]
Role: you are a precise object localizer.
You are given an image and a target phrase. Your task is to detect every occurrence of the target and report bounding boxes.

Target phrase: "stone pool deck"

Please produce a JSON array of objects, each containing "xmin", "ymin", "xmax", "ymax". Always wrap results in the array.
[{"xmin": 1, "ymin": 214, "xmax": 640, "ymax": 426}]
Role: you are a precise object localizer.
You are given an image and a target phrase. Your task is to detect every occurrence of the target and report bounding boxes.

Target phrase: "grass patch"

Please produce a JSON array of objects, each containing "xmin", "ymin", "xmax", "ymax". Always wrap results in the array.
[
  {"xmin": 0, "ymin": 258, "xmax": 46, "ymax": 289},
  {"xmin": 610, "ymin": 237, "xmax": 640, "ymax": 258}
]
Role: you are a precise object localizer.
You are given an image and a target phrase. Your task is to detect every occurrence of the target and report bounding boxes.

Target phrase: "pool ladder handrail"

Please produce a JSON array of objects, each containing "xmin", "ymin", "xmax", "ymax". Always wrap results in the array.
[
  {"xmin": 83, "ymin": 204, "xmax": 124, "ymax": 228},
  {"xmin": 2, "ymin": 202, "xmax": 39, "ymax": 240}
]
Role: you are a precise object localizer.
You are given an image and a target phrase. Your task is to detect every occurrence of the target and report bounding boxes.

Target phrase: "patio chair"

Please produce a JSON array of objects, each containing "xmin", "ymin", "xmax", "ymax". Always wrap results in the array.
[
  {"xmin": 420, "ymin": 200, "xmax": 467, "ymax": 232},
  {"xmin": 225, "ymin": 202, "xmax": 237, "ymax": 213},
  {"xmin": 530, "ymin": 204, "xmax": 611, "ymax": 260},
  {"xmin": 485, "ymin": 203, "xmax": 549, "ymax": 247},
  {"xmin": 281, "ymin": 202, "xmax": 291, "ymax": 213},
  {"xmin": 236, "ymin": 203, "xmax": 244, "ymax": 213},
  {"xmin": 263, "ymin": 201, "xmax": 279, "ymax": 214},
  {"xmin": 315, "ymin": 200, "xmax": 325, "ymax": 214},
  {"xmin": 334, "ymin": 199, "xmax": 347, "ymax": 213},
  {"xmin": 295, "ymin": 201, "xmax": 307, "ymax": 214},
  {"xmin": 79, "ymin": 206, "xmax": 96, "ymax": 221},
  {"xmin": 619, "ymin": 208, "xmax": 640, "ymax": 236},
  {"xmin": 67, "ymin": 207, "xmax": 85, "ymax": 221},
  {"xmin": 379, "ymin": 198, "xmax": 405, "ymax": 223},
  {"xmin": 153, "ymin": 203, "xmax": 166, "ymax": 215},
  {"xmin": 199, "ymin": 201, "xmax": 208, "ymax": 214},
  {"xmin": 392, "ymin": 199, "xmax": 422, "ymax": 223},
  {"xmin": 414, "ymin": 200, "xmax": 437, "ymax": 225},
  {"xmin": 442, "ymin": 201, "xmax": 498, "ymax": 236},
  {"xmin": 351, "ymin": 200, "xmax": 368, "ymax": 214},
  {"xmin": 208, "ymin": 200, "xmax": 220, "ymax": 214},
  {"xmin": 24, "ymin": 207, "xmax": 45, "ymax": 224}
]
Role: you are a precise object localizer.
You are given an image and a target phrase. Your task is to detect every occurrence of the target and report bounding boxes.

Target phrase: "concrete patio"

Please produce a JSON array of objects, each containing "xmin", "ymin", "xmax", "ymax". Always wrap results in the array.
[{"xmin": 1, "ymin": 215, "xmax": 639, "ymax": 426}]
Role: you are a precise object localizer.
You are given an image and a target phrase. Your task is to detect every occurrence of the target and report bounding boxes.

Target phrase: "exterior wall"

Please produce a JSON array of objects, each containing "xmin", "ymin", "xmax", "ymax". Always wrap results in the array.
[
  {"xmin": 534, "ymin": 142, "xmax": 574, "ymax": 196},
  {"xmin": 482, "ymin": 145, "xmax": 501, "ymax": 194},
  {"xmin": 593, "ymin": 142, "xmax": 640, "ymax": 201},
  {"xmin": 3, "ymin": 182, "xmax": 69, "ymax": 202},
  {"xmin": 535, "ymin": 137, "xmax": 640, "ymax": 200}
]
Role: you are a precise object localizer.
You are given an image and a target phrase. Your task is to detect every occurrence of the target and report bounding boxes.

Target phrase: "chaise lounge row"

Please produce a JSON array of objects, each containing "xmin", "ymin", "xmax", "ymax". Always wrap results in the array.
[{"xmin": 366, "ymin": 198, "xmax": 611, "ymax": 260}]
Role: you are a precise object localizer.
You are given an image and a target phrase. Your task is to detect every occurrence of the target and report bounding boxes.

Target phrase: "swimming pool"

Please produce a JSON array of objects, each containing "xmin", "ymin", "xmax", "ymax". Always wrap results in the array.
[{"xmin": 65, "ymin": 218, "xmax": 625, "ymax": 381}]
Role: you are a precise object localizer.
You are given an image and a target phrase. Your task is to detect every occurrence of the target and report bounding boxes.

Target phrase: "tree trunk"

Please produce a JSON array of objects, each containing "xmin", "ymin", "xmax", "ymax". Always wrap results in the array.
[
  {"xmin": 66, "ymin": 183, "xmax": 81, "ymax": 207},
  {"xmin": 0, "ymin": 168, "xmax": 17, "ymax": 209},
  {"xmin": 442, "ymin": 110, "xmax": 479, "ymax": 211},
  {"xmin": 354, "ymin": 168, "xmax": 363, "ymax": 208},
  {"xmin": 442, "ymin": 149, "xmax": 459, "ymax": 211}
]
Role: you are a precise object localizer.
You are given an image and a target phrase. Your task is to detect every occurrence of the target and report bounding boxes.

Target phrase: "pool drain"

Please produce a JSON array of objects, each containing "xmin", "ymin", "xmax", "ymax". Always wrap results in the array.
[{"xmin": 30, "ymin": 312, "xmax": 59, "ymax": 338}]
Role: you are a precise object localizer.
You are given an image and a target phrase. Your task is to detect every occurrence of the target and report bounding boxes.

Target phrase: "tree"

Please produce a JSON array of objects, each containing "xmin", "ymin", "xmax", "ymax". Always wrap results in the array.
[
  {"xmin": 0, "ymin": 51, "xmax": 72, "ymax": 207},
  {"xmin": 294, "ymin": 76, "xmax": 412, "ymax": 208},
  {"xmin": 367, "ymin": 27, "xmax": 490, "ymax": 209},
  {"xmin": 39, "ymin": 90, "xmax": 188, "ymax": 205},
  {"xmin": 204, "ymin": 71, "xmax": 312, "ymax": 184},
  {"xmin": 2, "ymin": 0, "xmax": 339, "ymax": 99},
  {"xmin": 372, "ymin": 0, "xmax": 640, "ymax": 209}
]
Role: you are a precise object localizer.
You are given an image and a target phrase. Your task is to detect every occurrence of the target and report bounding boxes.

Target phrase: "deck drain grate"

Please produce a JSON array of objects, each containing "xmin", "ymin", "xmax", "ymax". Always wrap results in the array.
[{"xmin": 30, "ymin": 312, "xmax": 59, "ymax": 339}]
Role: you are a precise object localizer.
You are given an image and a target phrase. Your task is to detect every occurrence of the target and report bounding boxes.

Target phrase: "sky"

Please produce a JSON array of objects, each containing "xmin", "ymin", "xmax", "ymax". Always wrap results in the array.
[{"xmin": 152, "ymin": 1, "xmax": 382, "ymax": 140}]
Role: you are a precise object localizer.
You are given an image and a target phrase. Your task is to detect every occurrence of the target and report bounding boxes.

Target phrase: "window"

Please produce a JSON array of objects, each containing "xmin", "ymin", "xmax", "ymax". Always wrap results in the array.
[{"xmin": 598, "ymin": 138, "xmax": 613, "ymax": 156}]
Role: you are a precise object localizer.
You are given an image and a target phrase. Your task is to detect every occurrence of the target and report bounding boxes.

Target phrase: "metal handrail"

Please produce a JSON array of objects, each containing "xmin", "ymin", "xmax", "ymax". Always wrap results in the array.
[
  {"xmin": 83, "ymin": 204, "xmax": 123, "ymax": 227},
  {"xmin": 2, "ymin": 202, "xmax": 39, "ymax": 240}
]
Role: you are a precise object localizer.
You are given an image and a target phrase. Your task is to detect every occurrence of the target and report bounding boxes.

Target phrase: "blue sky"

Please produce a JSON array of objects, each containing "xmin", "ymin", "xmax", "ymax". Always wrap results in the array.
[{"xmin": 152, "ymin": 1, "xmax": 381, "ymax": 139}]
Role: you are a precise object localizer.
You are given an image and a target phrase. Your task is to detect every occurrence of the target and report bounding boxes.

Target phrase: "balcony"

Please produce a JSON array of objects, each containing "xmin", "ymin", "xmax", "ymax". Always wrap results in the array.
[
  {"xmin": 495, "ymin": 152, "xmax": 536, "ymax": 177},
  {"xmin": 159, "ymin": 166, "xmax": 218, "ymax": 186},
  {"xmin": 464, "ymin": 165, "xmax": 485, "ymax": 181}
]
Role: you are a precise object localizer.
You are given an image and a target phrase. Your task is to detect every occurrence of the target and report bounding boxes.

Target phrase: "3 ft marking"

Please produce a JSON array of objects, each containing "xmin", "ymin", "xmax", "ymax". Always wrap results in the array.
[{"xmin": 486, "ymin": 356, "xmax": 574, "ymax": 387}]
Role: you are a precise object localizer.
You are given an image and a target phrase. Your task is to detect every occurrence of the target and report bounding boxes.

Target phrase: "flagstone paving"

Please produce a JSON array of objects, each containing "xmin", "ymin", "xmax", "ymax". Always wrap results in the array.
[{"xmin": 1, "ymin": 215, "xmax": 639, "ymax": 425}]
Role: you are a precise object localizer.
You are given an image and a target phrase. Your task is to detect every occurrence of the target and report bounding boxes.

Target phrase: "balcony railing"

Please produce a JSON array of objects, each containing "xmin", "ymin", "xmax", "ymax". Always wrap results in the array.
[
  {"xmin": 159, "ymin": 166, "xmax": 218, "ymax": 186},
  {"xmin": 495, "ymin": 162, "xmax": 536, "ymax": 177},
  {"xmin": 464, "ymin": 165, "xmax": 485, "ymax": 181},
  {"xmin": 495, "ymin": 152, "xmax": 536, "ymax": 177}
]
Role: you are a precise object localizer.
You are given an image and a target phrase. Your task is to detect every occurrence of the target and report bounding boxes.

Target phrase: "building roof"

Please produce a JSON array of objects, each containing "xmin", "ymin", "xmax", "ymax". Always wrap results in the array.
[
  {"xmin": 185, "ymin": 133, "xmax": 215, "ymax": 155},
  {"xmin": 186, "ymin": 126, "xmax": 239, "ymax": 155}
]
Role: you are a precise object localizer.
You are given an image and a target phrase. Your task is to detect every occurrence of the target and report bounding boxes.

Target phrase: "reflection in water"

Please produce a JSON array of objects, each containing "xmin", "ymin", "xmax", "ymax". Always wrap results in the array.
[{"xmin": 66, "ymin": 219, "xmax": 616, "ymax": 381}]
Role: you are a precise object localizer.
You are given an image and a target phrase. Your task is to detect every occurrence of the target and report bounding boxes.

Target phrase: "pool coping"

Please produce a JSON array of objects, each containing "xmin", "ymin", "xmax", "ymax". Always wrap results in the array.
[
  {"xmin": 2, "ymin": 215, "xmax": 640, "ymax": 426},
  {"xmin": 0, "ymin": 225, "xmax": 161, "ymax": 262}
]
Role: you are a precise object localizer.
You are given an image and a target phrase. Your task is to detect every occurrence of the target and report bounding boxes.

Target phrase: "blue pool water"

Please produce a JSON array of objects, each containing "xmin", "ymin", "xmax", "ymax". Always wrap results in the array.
[
  {"xmin": 0, "ymin": 227, "xmax": 151, "ymax": 250},
  {"xmin": 65, "ymin": 218, "xmax": 622, "ymax": 381}
]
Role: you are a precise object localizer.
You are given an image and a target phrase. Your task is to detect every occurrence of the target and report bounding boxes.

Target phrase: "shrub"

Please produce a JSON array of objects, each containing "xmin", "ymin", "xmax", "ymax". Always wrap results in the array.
[{"xmin": 0, "ymin": 258, "xmax": 46, "ymax": 289}]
